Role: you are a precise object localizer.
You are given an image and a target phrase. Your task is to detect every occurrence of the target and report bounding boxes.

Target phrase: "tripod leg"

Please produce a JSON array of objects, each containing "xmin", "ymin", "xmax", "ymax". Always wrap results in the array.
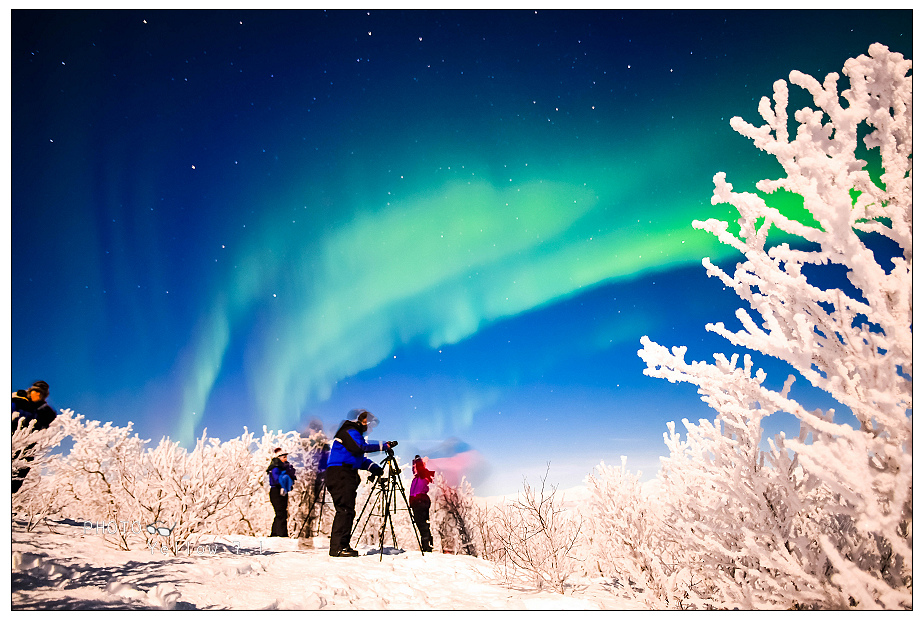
[
  {"xmin": 385, "ymin": 481, "xmax": 400, "ymax": 554},
  {"xmin": 355, "ymin": 454, "xmax": 425, "ymax": 558},
  {"xmin": 352, "ymin": 478, "xmax": 381, "ymax": 545},
  {"xmin": 377, "ymin": 489, "xmax": 388, "ymax": 560},
  {"xmin": 393, "ymin": 468, "xmax": 425, "ymax": 555},
  {"xmin": 314, "ymin": 483, "xmax": 325, "ymax": 538},
  {"xmin": 295, "ymin": 483, "xmax": 315, "ymax": 540}
]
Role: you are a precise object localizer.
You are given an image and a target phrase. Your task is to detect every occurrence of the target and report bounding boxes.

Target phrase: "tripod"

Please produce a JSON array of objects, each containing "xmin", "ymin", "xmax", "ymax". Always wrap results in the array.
[
  {"xmin": 352, "ymin": 449, "xmax": 424, "ymax": 560},
  {"xmin": 295, "ymin": 477, "xmax": 328, "ymax": 539}
]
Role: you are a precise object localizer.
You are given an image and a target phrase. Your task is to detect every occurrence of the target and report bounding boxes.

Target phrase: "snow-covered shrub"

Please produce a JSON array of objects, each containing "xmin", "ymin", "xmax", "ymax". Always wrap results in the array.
[
  {"xmin": 287, "ymin": 431, "xmax": 331, "ymax": 539},
  {"xmin": 12, "ymin": 409, "xmax": 69, "ymax": 531},
  {"xmin": 431, "ymin": 473, "xmax": 478, "ymax": 556},
  {"xmin": 468, "ymin": 498, "xmax": 503, "ymax": 562},
  {"xmin": 585, "ymin": 457, "xmax": 690, "ymax": 608},
  {"xmin": 23, "ymin": 411, "xmax": 331, "ymax": 549},
  {"xmin": 488, "ymin": 467, "xmax": 583, "ymax": 594},
  {"xmin": 206, "ymin": 427, "xmax": 272, "ymax": 537},
  {"xmin": 638, "ymin": 43, "xmax": 912, "ymax": 609},
  {"xmin": 654, "ymin": 412, "xmax": 838, "ymax": 609},
  {"xmin": 137, "ymin": 431, "xmax": 256, "ymax": 551},
  {"xmin": 50, "ymin": 410, "xmax": 150, "ymax": 550}
]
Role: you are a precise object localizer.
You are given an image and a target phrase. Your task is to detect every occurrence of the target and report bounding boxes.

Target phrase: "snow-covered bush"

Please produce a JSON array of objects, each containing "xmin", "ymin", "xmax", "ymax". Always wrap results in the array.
[
  {"xmin": 51, "ymin": 410, "xmax": 149, "ymax": 550},
  {"xmin": 468, "ymin": 498, "xmax": 503, "ymax": 562},
  {"xmin": 287, "ymin": 431, "xmax": 330, "ymax": 539},
  {"xmin": 209, "ymin": 427, "xmax": 275, "ymax": 537},
  {"xmin": 585, "ymin": 457, "xmax": 692, "ymax": 608},
  {"xmin": 137, "ymin": 431, "xmax": 257, "ymax": 550},
  {"xmin": 653, "ymin": 413, "xmax": 839, "ymax": 609},
  {"xmin": 431, "ymin": 474, "xmax": 478, "ymax": 556},
  {"xmin": 638, "ymin": 43, "xmax": 912, "ymax": 609},
  {"xmin": 12, "ymin": 409, "xmax": 70, "ymax": 531},
  {"xmin": 487, "ymin": 467, "xmax": 583, "ymax": 594},
  {"xmin": 17, "ymin": 410, "xmax": 331, "ymax": 550}
]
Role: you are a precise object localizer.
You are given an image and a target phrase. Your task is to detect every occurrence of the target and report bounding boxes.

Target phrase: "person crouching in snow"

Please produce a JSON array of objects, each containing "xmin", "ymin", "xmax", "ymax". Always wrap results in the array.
[
  {"xmin": 267, "ymin": 448, "xmax": 296, "ymax": 537},
  {"xmin": 410, "ymin": 455, "xmax": 435, "ymax": 552}
]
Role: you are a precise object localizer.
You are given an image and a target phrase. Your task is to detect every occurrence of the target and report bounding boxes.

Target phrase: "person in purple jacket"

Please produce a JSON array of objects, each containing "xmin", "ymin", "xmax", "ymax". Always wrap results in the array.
[
  {"xmin": 410, "ymin": 455, "xmax": 435, "ymax": 552},
  {"xmin": 325, "ymin": 409, "xmax": 397, "ymax": 557}
]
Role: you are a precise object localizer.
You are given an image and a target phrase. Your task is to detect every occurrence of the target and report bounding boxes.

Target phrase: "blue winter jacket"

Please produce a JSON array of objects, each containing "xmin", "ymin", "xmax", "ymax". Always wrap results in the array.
[
  {"xmin": 278, "ymin": 471, "xmax": 294, "ymax": 493},
  {"xmin": 267, "ymin": 458, "xmax": 296, "ymax": 488},
  {"xmin": 327, "ymin": 420, "xmax": 387, "ymax": 471}
]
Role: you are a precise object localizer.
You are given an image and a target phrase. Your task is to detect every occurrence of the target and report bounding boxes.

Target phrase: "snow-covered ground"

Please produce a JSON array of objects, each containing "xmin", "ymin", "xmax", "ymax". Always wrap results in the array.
[{"xmin": 11, "ymin": 517, "xmax": 644, "ymax": 610}]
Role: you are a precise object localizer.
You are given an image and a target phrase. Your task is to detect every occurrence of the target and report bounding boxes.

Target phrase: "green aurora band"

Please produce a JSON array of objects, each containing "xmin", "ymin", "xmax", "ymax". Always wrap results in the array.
[{"xmin": 172, "ymin": 146, "xmax": 759, "ymax": 442}]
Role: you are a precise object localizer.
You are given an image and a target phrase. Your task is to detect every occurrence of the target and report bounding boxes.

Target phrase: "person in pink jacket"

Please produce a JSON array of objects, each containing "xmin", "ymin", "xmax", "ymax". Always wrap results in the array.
[{"xmin": 409, "ymin": 455, "xmax": 435, "ymax": 552}]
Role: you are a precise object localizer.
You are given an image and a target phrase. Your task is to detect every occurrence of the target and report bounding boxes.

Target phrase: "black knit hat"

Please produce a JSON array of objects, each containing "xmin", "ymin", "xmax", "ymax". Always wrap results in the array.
[
  {"xmin": 349, "ymin": 408, "xmax": 378, "ymax": 429},
  {"xmin": 30, "ymin": 381, "xmax": 49, "ymax": 398}
]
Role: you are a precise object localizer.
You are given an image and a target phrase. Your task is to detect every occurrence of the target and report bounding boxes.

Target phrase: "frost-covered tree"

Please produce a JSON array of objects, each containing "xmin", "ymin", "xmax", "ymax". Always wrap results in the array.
[
  {"xmin": 487, "ymin": 466, "xmax": 583, "ymax": 594},
  {"xmin": 653, "ymin": 414, "xmax": 840, "ymax": 608},
  {"xmin": 585, "ymin": 458, "xmax": 695, "ymax": 608},
  {"xmin": 145, "ymin": 431, "xmax": 256, "ymax": 550},
  {"xmin": 431, "ymin": 473, "xmax": 478, "ymax": 556},
  {"xmin": 12, "ymin": 410, "xmax": 70, "ymax": 531},
  {"xmin": 18, "ymin": 410, "xmax": 332, "ymax": 550},
  {"xmin": 288, "ymin": 430, "xmax": 331, "ymax": 539},
  {"xmin": 51, "ymin": 410, "xmax": 150, "ymax": 550},
  {"xmin": 468, "ymin": 497, "xmax": 503, "ymax": 562},
  {"xmin": 638, "ymin": 43, "xmax": 911, "ymax": 609}
]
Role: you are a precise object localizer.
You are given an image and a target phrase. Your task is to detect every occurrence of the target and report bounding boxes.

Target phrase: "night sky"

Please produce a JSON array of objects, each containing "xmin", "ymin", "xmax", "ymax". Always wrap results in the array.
[{"xmin": 10, "ymin": 9, "xmax": 912, "ymax": 495}]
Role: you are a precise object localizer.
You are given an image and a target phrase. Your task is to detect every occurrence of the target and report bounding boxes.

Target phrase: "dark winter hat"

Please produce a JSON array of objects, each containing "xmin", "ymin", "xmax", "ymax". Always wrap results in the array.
[
  {"xmin": 349, "ymin": 408, "xmax": 369, "ymax": 421},
  {"xmin": 30, "ymin": 381, "xmax": 49, "ymax": 397},
  {"xmin": 349, "ymin": 408, "xmax": 379, "ymax": 429}
]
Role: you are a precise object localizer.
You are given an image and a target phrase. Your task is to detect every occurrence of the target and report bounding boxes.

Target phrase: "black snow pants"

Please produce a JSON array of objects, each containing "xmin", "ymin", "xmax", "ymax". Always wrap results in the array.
[
  {"xmin": 326, "ymin": 465, "xmax": 361, "ymax": 552},
  {"xmin": 410, "ymin": 494, "xmax": 433, "ymax": 551},
  {"xmin": 269, "ymin": 486, "xmax": 289, "ymax": 537}
]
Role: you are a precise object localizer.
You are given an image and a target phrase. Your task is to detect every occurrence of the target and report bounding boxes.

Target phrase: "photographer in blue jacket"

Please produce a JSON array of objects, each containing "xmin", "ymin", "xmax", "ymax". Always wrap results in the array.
[{"xmin": 325, "ymin": 409, "xmax": 397, "ymax": 557}]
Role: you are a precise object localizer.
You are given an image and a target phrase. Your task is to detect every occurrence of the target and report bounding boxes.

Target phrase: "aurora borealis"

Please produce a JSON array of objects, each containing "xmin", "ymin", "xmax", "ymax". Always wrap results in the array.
[{"xmin": 11, "ymin": 9, "xmax": 911, "ymax": 495}]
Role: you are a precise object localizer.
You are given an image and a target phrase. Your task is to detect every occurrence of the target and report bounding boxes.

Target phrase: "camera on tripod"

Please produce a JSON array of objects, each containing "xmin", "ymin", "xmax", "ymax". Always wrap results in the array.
[
  {"xmin": 368, "ymin": 441, "xmax": 400, "ymax": 483},
  {"xmin": 353, "ymin": 440, "xmax": 425, "ymax": 559}
]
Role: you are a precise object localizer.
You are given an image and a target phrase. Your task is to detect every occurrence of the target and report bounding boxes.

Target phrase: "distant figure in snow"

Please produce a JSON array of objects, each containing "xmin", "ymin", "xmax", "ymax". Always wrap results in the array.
[
  {"xmin": 410, "ymin": 455, "xmax": 435, "ymax": 552},
  {"xmin": 267, "ymin": 448, "xmax": 297, "ymax": 537},
  {"xmin": 325, "ymin": 408, "xmax": 396, "ymax": 557},
  {"xmin": 12, "ymin": 380, "xmax": 57, "ymax": 493},
  {"xmin": 12, "ymin": 380, "xmax": 57, "ymax": 433}
]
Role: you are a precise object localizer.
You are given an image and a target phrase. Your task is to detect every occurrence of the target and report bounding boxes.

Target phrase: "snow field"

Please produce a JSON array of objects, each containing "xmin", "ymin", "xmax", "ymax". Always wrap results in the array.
[{"xmin": 12, "ymin": 518, "xmax": 639, "ymax": 610}]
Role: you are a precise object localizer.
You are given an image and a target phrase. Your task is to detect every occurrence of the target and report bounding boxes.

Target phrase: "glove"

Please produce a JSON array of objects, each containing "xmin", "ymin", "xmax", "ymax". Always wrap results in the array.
[
  {"xmin": 369, "ymin": 463, "xmax": 384, "ymax": 477},
  {"xmin": 386, "ymin": 440, "xmax": 398, "ymax": 449},
  {"xmin": 280, "ymin": 488, "xmax": 287, "ymax": 496}
]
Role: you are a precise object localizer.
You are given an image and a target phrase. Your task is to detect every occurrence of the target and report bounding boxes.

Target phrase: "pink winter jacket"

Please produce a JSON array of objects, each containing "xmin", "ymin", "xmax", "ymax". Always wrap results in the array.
[{"xmin": 410, "ymin": 459, "xmax": 435, "ymax": 498}]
